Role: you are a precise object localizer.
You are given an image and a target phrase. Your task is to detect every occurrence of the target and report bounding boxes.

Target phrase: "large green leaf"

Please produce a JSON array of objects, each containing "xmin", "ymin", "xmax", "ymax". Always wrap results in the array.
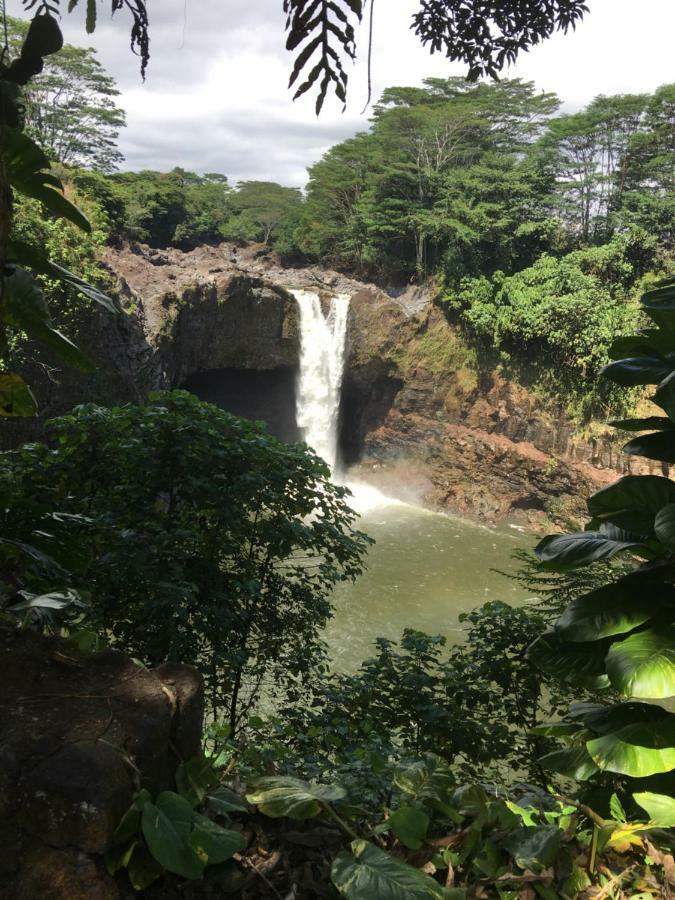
[
  {"xmin": 189, "ymin": 813, "xmax": 245, "ymax": 864},
  {"xmin": 610, "ymin": 417, "xmax": 675, "ymax": 433},
  {"xmin": 501, "ymin": 826, "xmax": 561, "ymax": 872},
  {"xmin": 624, "ymin": 431, "xmax": 675, "ymax": 463},
  {"xmin": 538, "ymin": 746, "xmax": 600, "ymax": 781},
  {"xmin": 126, "ymin": 846, "xmax": 164, "ymax": 891},
  {"xmin": 654, "ymin": 371, "xmax": 675, "ymax": 419},
  {"xmin": 605, "ymin": 626, "xmax": 675, "ymax": 698},
  {"xmin": 141, "ymin": 791, "xmax": 204, "ymax": 880},
  {"xmin": 0, "ymin": 373, "xmax": 37, "ymax": 417},
  {"xmin": 587, "ymin": 475, "xmax": 675, "ymax": 534},
  {"xmin": 246, "ymin": 776, "xmax": 346, "ymax": 819},
  {"xmin": 642, "ymin": 279, "xmax": 675, "ymax": 332},
  {"xmin": 527, "ymin": 630, "xmax": 610, "ymax": 689},
  {"xmin": 608, "ymin": 330, "xmax": 675, "ymax": 360},
  {"xmin": 207, "ymin": 787, "xmax": 249, "ymax": 815},
  {"xmin": 388, "ymin": 806, "xmax": 429, "ymax": 850},
  {"xmin": 9, "ymin": 238, "xmax": 119, "ymax": 314},
  {"xmin": 393, "ymin": 755, "xmax": 454, "ymax": 805},
  {"xmin": 587, "ymin": 718, "xmax": 675, "ymax": 777},
  {"xmin": 569, "ymin": 701, "xmax": 674, "ymax": 734},
  {"xmin": 633, "ymin": 791, "xmax": 675, "ymax": 826},
  {"xmin": 4, "ymin": 129, "xmax": 91, "ymax": 232},
  {"xmin": 555, "ymin": 578, "xmax": 673, "ymax": 641},
  {"xmin": 3, "ymin": 265, "xmax": 94, "ymax": 370},
  {"xmin": 21, "ymin": 13, "xmax": 64, "ymax": 57},
  {"xmin": 331, "ymin": 839, "xmax": 453, "ymax": 899},
  {"xmin": 601, "ymin": 356, "xmax": 674, "ymax": 387},
  {"xmin": 654, "ymin": 503, "xmax": 675, "ymax": 549},
  {"xmin": 535, "ymin": 528, "xmax": 642, "ymax": 571}
]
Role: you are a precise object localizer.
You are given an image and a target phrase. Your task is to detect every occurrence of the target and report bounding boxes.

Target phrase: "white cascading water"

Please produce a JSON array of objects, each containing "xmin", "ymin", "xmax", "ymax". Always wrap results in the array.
[{"xmin": 291, "ymin": 289, "xmax": 350, "ymax": 474}]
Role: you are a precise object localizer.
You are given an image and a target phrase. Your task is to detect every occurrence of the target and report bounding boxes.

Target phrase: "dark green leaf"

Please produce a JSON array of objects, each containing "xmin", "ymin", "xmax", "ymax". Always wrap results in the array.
[
  {"xmin": 141, "ymin": 791, "xmax": 204, "ymax": 880},
  {"xmin": 189, "ymin": 813, "xmax": 245, "ymax": 864},
  {"xmin": 538, "ymin": 746, "xmax": 600, "ymax": 780},
  {"xmin": 654, "ymin": 503, "xmax": 675, "ymax": 549},
  {"xmin": 535, "ymin": 528, "xmax": 642, "ymax": 571},
  {"xmin": 21, "ymin": 13, "xmax": 63, "ymax": 57},
  {"xmin": 388, "ymin": 806, "xmax": 429, "ymax": 850},
  {"xmin": 624, "ymin": 430, "xmax": 675, "ymax": 463},
  {"xmin": 527, "ymin": 630, "xmax": 610, "ymax": 689},
  {"xmin": 601, "ymin": 356, "xmax": 674, "ymax": 387},
  {"xmin": 587, "ymin": 475, "xmax": 675, "ymax": 534},
  {"xmin": 207, "ymin": 787, "xmax": 249, "ymax": 815},
  {"xmin": 609, "ymin": 417, "xmax": 675, "ymax": 433},
  {"xmin": 331, "ymin": 839, "xmax": 452, "ymax": 899},
  {"xmin": 501, "ymin": 826, "xmax": 561, "ymax": 872}
]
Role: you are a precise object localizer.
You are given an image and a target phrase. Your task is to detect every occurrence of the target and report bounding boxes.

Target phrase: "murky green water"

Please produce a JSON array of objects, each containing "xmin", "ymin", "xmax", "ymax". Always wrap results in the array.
[{"xmin": 325, "ymin": 484, "xmax": 533, "ymax": 670}]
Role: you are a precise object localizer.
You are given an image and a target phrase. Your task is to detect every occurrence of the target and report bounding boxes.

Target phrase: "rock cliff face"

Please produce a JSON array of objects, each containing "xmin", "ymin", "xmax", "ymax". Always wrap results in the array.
[
  {"xmin": 0, "ymin": 627, "xmax": 203, "ymax": 899},
  {"xmin": 7, "ymin": 240, "xmax": 650, "ymax": 530}
]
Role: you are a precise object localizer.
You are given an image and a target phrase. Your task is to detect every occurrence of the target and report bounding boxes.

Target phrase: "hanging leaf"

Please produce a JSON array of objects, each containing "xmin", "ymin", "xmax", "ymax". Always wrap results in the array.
[
  {"xmin": 331, "ymin": 839, "xmax": 454, "ymax": 899},
  {"xmin": 538, "ymin": 746, "xmax": 600, "ymax": 781},
  {"xmin": 527, "ymin": 630, "xmax": 611, "ymax": 689},
  {"xmin": 609, "ymin": 416, "xmax": 675, "ymax": 432},
  {"xmin": 654, "ymin": 503, "xmax": 675, "ymax": 549},
  {"xmin": 535, "ymin": 527, "xmax": 642, "ymax": 570},
  {"xmin": 605, "ymin": 626, "xmax": 675, "ymax": 699},
  {"xmin": 587, "ymin": 475, "xmax": 675, "ymax": 534},
  {"xmin": 587, "ymin": 717, "xmax": 675, "ymax": 777},
  {"xmin": 0, "ymin": 373, "xmax": 38, "ymax": 417},
  {"xmin": 21, "ymin": 13, "xmax": 64, "ymax": 58},
  {"xmin": 555, "ymin": 578, "xmax": 673, "ymax": 642},
  {"xmin": 601, "ymin": 356, "xmax": 674, "ymax": 387},
  {"xmin": 623, "ymin": 430, "xmax": 675, "ymax": 463},
  {"xmin": 633, "ymin": 791, "xmax": 675, "ymax": 827},
  {"xmin": 246, "ymin": 776, "xmax": 346, "ymax": 819}
]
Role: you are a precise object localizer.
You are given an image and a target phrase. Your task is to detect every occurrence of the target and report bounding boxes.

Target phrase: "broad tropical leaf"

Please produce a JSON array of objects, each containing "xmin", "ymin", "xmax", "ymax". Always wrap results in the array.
[
  {"xmin": 605, "ymin": 626, "xmax": 675, "ymax": 698},
  {"xmin": 141, "ymin": 791, "xmax": 204, "ymax": 880},
  {"xmin": 624, "ymin": 430, "xmax": 675, "ymax": 463},
  {"xmin": 501, "ymin": 826, "xmax": 561, "ymax": 872},
  {"xmin": 189, "ymin": 813, "xmax": 245, "ymax": 864},
  {"xmin": 527, "ymin": 630, "xmax": 610, "ymax": 689},
  {"xmin": 538, "ymin": 746, "xmax": 600, "ymax": 780},
  {"xmin": 601, "ymin": 356, "xmax": 674, "ymax": 386},
  {"xmin": 535, "ymin": 528, "xmax": 642, "ymax": 570},
  {"xmin": 331, "ymin": 839, "xmax": 454, "ymax": 899},
  {"xmin": 633, "ymin": 791, "xmax": 675, "ymax": 827},
  {"xmin": 555, "ymin": 578, "xmax": 673, "ymax": 641},
  {"xmin": 247, "ymin": 776, "xmax": 346, "ymax": 819},
  {"xmin": 654, "ymin": 503, "xmax": 675, "ymax": 549},
  {"xmin": 587, "ymin": 717, "xmax": 675, "ymax": 777},
  {"xmin": 388, "ymin": 806, "xmax": 429, "ymax": 850},
  {"xmin": 587, "ymin": 475, "xmax": 675, "ymax": 534}
]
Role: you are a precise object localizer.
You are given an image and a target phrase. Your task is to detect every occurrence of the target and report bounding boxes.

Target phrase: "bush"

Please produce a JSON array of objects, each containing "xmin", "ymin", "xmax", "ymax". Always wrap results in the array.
[{"xmin": 0, "ymin": 391, "xmax": 371, "ymax": 729}]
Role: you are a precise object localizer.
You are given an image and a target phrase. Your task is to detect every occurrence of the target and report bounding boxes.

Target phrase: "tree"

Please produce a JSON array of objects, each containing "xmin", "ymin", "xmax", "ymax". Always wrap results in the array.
[
  {"xmin": 226, "ymin": 180, "xmax": 302, "ymax": 245},
  {"xmin": 0, "ymin": 391, "xmax": 371, "ymax": 731},
  {"xmin": 6, "ymin": 16, "xmax": 126, "ymax": 172}
]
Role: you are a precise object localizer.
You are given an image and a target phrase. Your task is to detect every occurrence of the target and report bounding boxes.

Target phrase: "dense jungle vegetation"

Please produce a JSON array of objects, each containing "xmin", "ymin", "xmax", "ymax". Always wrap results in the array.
[{"xmin": 1, "ymin": 3, "xmax": 675, "ymax": 898}]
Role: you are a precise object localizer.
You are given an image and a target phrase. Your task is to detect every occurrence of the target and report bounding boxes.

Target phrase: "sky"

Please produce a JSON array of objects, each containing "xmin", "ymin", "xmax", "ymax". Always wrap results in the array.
[{"xmin": 7, "ymin": 0, "xmax": 675, "ymax": 186}]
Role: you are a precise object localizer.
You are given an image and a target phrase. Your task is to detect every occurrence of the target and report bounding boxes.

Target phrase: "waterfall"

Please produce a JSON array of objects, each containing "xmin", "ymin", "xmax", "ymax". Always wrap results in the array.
[{"xmin": 291, "ymin": 289, "xmax": 350, "ymax": 474}]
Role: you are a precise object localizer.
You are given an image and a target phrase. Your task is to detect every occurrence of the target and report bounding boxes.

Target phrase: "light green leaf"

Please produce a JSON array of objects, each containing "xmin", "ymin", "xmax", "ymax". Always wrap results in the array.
[
  {"xmin": 331, "ymin": 839, "xmax": 452, "ymax": 899},
  {"xmin": 246, "ymin": 776, "xmax": 346, "ymax": 820},
  {"xmin": 388, "ymin": 806, "xmax": 429, "ymax": 850},
  {"xmin": 0, "ymin": 373, "xmax": 37, "ymax": 417},
  {"xmin": 633, "ymin": 791, "xmax": 675, "ymax": 827},
  {"xmin": 587, "ymin": 718, "xmax": 675, "ymax": 777},
  {"xmin": 605, "ymin": 626, "xmax": 675, "ymax": 698}
]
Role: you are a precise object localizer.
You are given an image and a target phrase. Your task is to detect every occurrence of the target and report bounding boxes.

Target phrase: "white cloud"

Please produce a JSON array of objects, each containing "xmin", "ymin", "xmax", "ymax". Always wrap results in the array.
[{"xmin": 7, "ymin": 0, "xmax": 675, "ymax": 184}]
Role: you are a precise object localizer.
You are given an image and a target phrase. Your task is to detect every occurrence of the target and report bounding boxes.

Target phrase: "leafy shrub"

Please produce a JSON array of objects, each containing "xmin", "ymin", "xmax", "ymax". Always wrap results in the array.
[{"xmin": 0, "ymin": 390, "xmax": 371, "ymax": 728}]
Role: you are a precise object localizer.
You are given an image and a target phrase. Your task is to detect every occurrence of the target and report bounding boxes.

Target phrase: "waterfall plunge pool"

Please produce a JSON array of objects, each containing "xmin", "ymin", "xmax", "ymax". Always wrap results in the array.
[{"xmin": 325, "ymin": 483, "xmax": 532, "ymax": 671}]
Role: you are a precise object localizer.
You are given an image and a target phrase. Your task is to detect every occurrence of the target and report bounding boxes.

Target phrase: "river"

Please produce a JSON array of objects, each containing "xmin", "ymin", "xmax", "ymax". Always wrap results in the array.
[{"xmin": 325, "ymin": 483, "xmax": 532, "ymax": 670}]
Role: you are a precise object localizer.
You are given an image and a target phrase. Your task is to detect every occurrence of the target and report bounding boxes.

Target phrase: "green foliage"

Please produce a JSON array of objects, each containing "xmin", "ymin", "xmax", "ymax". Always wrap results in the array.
[
  {"xmin": 224, "ymin": 180, "xmax": 302, "ymax": 245},
  {"xmin": 5, "ymin": 16, "xmax": 126, "ymax": 172},
  {"xmin": 450, "ymin": 232, "xmax": 657, "ymax": 418},
  {"xmin": 0, "ymin": 390, "xmax": 370, "ymax": 729},
  {"xmin": 0, "ymin": 10, "xmax": 117, "ymax": 416},
  {"xmin": 530, "ymin": 276, "xmax": 675, "ymax": 795}
]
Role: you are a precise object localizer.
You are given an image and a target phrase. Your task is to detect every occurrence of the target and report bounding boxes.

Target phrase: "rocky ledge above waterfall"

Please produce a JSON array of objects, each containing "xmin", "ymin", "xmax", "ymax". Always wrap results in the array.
[{"xmin": 3, "ymin": 240, "xmax": 651, "ymax": 532}]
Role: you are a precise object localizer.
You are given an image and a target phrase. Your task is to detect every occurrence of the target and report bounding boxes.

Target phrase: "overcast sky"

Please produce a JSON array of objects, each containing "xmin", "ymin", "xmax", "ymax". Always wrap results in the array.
[{"xmin": 8, "ymin": 0, "xmax": 675, "ymax": 186}]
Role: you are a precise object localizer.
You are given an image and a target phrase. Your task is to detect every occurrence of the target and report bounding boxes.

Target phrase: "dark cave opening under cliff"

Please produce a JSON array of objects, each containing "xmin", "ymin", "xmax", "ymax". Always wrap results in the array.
[{"xmin": 182, "ymin": 366, "xmax": 398, "ymax": 467}]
